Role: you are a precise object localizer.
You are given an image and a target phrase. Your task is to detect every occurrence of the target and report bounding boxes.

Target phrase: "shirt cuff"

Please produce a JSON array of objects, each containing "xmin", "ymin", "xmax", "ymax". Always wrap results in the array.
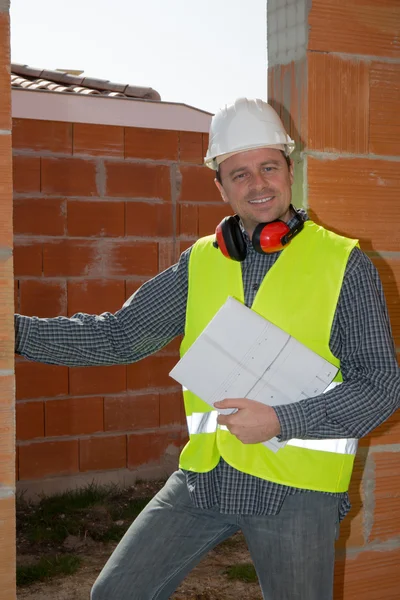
[
  {"xmin": 273, "ymin": 402, "xmax": 308, "ymax": 440},
  {"xmin": 14, "ymin": 314, "xmax": 33, "ymax": 354}
]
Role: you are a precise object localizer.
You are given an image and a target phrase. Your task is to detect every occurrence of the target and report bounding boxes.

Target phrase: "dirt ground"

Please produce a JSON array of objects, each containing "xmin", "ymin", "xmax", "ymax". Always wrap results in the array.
[
  {"xmin": 16, "ymin": 534, "xmax": 262, "ymax": 600},
  {"xmin": 16, "ymin": 481, "xmax": 263, "ymax": 600}
]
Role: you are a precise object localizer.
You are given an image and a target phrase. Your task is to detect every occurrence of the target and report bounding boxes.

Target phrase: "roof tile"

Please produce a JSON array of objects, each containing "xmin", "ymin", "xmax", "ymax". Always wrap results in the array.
[
  {"xmin": 11, "ymin": 63, "xmax": 161, "ymax": 101},
  {"xmin": 94, "ymin": 80, "xmax": 128, "ymax": 94},
  {"xmin": 12, "ymin": 64, "xmax": 43, "ymax": 78},
  {"xmin": 41, "ymin": 69, "xmax": 72, "ymax": 84}
]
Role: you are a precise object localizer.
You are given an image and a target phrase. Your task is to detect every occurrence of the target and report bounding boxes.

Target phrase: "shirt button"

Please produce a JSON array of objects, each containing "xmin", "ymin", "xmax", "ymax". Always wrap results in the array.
[{"xmin": 253, "ymin": 283, "xmax": 259, "ymax": 291}]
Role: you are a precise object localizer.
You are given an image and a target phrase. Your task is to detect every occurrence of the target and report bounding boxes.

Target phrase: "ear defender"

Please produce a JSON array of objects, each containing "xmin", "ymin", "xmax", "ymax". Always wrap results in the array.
[
  {"xmin": 252, "ymin": 215, "xmax": 304, "ymax": 254},
  {"xmin": 213, "ymin": 209, "xmax": 304, "ymax": 261},
  {"xmin": 213, "ymin": 215, "xmax": 247, "ymax": 261}
]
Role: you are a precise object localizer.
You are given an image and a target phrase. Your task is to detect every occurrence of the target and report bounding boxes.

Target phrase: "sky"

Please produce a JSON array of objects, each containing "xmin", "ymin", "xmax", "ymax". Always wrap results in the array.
[{"xmin": 10, "ymin": 0, "xmax": 267, "ymax": 115}]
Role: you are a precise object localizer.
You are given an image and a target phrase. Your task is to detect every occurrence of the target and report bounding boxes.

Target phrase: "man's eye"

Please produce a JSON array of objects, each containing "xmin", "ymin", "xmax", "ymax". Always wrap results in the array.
[
  {"xmin": 262, "ymin": 167, "xmax": 274, "ymax": 172},
  {"xmin": 234, "ymin": 173, "xmax": 246, "ymax": 181}
]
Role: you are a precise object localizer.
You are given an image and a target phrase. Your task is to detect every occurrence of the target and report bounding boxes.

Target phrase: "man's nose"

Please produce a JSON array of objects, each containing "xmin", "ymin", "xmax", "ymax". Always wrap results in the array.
[{"xmin": 251, "ymin": 170, "xmax": 268, "ymax": 190}]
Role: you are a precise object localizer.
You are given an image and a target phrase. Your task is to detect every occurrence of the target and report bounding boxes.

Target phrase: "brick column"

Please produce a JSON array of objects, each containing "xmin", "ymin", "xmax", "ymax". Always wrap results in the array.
[
  {"xmin": 0, "ymin": 0, "xmax": 16, "ymax": 598},
  {"xmin": 267, "ymin": 0, "xmax": 400, "ymax": 598}
]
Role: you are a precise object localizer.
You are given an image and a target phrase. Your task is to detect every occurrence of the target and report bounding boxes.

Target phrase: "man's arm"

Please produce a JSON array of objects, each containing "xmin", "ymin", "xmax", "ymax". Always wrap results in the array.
[
  {"xmin": 275, "ymin": 247, "xmax": 400, "ymax": 440},
  {"xmin": 15, "ymin": 248, "xmax": 191, "ymax": 367}
]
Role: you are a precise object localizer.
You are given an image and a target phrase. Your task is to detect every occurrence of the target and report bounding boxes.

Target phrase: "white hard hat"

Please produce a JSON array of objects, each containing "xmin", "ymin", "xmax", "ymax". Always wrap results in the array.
[{"xmin": 204, "ymin": 97, "xmax": 295, "ymax": 170}]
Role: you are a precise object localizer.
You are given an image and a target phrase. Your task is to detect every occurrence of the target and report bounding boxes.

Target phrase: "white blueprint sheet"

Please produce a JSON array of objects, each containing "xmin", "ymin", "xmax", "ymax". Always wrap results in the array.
[{"xmin": 169, "ymin": 297, "xmax": 338, "ymax": 453}]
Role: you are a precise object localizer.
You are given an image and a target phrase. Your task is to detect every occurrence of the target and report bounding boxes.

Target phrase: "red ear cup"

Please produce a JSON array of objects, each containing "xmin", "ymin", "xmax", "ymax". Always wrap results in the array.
[
  {"xmin": 252, "ymin": 220, "xmax": 291, "ymax": 254},
  {"xmin": 215, "ymin": 221, "xmax": 231, "ymax": 258},
  {"xmin": 214, "ymin": 216, "xmax": 247, "ymax": 261},
  {"xmin": 214, "ymin": 211, "xmax": 304, "ymax": 259},
  {"xmin": 252, "ymin": 212, "xmax": 305, "ymax": 254}
]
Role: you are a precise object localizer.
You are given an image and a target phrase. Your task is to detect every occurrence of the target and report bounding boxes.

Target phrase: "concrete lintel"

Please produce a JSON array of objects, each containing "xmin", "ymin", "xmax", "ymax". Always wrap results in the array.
[
  {"xmin": 12, "ymin": 88, "xmax": 212, "ymax": 133},
  {"xmin": 0, "ymin": 0, "xmax": 10, "ymax": 12}
]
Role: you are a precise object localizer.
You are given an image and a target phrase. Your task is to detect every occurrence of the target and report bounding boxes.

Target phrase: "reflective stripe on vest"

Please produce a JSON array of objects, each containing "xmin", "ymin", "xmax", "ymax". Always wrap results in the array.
[
  {"xmin": 186, "ymin": 410, "xmax": 358, "ymax": 455},
  {"xmin": 187, "ymin": 411, "xmax": 218, "ymax": 434},
  {"xmin": 179, "ymin": 222, "xmax": 359, "ymax": 492},
  {"xmin": 287, "ymin": 437, "xmax": 358, "ymax": 455}
]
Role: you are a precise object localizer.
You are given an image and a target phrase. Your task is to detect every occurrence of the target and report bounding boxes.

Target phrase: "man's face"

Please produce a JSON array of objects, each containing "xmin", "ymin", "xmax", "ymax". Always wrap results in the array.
[{"xmin": 215, "ymin": 148, "xmax": 294, "ymax": 238}]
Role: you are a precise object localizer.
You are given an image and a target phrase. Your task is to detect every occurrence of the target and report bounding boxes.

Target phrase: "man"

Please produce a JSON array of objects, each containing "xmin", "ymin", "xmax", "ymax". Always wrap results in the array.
[{"xmin": 15, "ymin": 98, "xmax": 400, "ymax": 600}]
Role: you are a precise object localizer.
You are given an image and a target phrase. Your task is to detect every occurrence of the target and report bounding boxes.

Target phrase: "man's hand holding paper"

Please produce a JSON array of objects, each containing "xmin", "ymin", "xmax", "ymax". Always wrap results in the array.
[
  {"xmin": 214, "ymin": 398, "xmax": 281, "ymax": 444},
  {"xmin": 169, "ymin": 297, "xmax": 338, "ymax": 453}
]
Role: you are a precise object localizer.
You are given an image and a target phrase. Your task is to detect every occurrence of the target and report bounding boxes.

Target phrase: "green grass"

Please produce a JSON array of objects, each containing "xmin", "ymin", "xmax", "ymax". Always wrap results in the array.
[
  {"xmin": 17, "ymin": 482, "xmax": 154, "ymax": 545},
  {"xmin": 17, "ymin": 555, "xmax": 81, "ymax": 587},
  {"xmin": 17, "ymin": 482, "xmax": 162, "ymax": 587},
  {"xmin": 36, "ymin": 482, "xmax": 114, "ymax": 512},
  {"xmin": 224, "ymin": 562, "xmax": 258, "ymax": 583}
]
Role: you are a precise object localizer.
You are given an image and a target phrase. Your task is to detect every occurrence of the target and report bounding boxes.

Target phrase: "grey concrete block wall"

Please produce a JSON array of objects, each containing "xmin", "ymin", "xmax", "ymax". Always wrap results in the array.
[{"xmin": 267, "ymin": 0, "xmax": 311, "ymax": 67}]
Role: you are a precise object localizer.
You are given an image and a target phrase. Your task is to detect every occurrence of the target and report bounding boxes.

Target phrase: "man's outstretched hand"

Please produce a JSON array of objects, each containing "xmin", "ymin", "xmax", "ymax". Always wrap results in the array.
[{"xmin": 214, "ymin": 398, "xmax": 281, "ymax": 444}]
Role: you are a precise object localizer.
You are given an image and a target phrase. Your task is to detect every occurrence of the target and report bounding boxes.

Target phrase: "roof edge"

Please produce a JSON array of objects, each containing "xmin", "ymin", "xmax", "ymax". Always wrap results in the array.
[
  {"xmin": 12, "ymin": 87, "xmax": 213, "ymax": 133},
  {"xmin": 11, "ymin": 63, "xmax": 161, "ymax": 101}
]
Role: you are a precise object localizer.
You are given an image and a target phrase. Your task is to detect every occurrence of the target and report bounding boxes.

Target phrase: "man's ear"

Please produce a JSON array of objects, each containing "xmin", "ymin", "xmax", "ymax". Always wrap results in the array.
[{"xmin": 215, "ymin": 179, "xmax": 229, "ymax": 204}]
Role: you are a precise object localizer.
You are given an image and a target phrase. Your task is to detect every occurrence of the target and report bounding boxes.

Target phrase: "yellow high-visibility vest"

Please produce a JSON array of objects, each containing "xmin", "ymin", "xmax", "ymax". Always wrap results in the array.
[{"xmin": 179, "ymin": 221, "xmax": 359, "ymax": 493}]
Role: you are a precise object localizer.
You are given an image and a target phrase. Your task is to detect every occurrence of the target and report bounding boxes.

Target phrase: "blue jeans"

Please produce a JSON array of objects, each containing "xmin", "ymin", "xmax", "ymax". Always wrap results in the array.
[{"xmin": 91, "ymin": 470, "xmax": 339, "ymax": 600}]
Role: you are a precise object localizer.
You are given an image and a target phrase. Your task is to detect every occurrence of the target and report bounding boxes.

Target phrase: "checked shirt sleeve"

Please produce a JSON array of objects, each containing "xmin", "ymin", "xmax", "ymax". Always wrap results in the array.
[
  {"xmin": 275, "ymin": 248, "xmax": 400, "ymax": 441},
  {"xmin": 15, "ymin": 249, "xmax": 191, "ymax": 367}
]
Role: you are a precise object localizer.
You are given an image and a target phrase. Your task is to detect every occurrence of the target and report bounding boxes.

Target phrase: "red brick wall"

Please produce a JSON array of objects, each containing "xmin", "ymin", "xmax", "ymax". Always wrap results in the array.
[
  {"xmin": 0, "ymin": 2, "xmax": 16, "ymax": 599},
  {"xmin": 13, "ymin": 119, "xmax": 231, "ymax": 488},
  {"xmin": 268, "ymin": 1, "xmax": 400, "ymax": 598}
]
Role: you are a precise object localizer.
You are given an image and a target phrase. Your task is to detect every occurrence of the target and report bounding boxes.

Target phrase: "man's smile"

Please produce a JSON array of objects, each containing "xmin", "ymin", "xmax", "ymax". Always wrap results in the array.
[{"xmin": 248, "ymin": 196, "xmax": 275, "ymax": 204}]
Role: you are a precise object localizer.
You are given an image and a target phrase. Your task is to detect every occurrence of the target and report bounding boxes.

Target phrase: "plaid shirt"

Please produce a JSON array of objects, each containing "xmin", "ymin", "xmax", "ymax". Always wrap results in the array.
[{"xmin": 15, "ymin": 214, "xmax": 400, "ymax": 520}]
